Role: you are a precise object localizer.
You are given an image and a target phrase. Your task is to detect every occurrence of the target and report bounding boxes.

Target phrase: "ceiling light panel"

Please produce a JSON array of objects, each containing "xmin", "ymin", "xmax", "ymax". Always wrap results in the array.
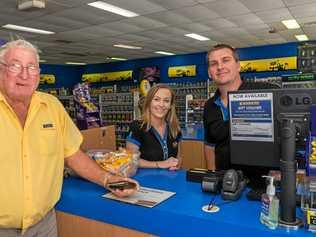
[
  {"xmin": 185, "ymin": 33, "xmax": 210, "ymax": 41},
  {"xmin": 113, "ymin": 44, "xmax": 142, "ymax": 49},
  {"xmin": 155, "ymin": 51, "xmax": 175, "ymax": 55},
  {"xmin": 88, "ymin": 1, "xmax": 139, "ymax": 17},
  {"xmin": 2, "ymin": 24, "xmax": 55, "ymax": 34},
  {"xmin": 65, "ymin": 62, "xmax": 87, "ymax": 65},
  {"xmin": 295, "ymin": 34, "xmax": 308, "ymax": 41},
  {"xmin": 282, "ymin": 19, "xmax": 300, "ymax": 29}
]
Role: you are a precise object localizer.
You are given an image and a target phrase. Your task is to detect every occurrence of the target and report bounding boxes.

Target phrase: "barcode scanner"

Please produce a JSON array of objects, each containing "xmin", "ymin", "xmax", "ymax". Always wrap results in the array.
[{"xmin": 221, "ymin": 169, "xmax": 246, "ymax": 200}]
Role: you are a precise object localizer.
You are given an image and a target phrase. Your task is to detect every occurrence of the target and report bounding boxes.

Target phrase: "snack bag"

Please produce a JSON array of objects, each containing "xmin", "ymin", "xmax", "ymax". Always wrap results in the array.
[{"xmin": 95, "ymin": 149, "xmax": 139, "ymax": 177}]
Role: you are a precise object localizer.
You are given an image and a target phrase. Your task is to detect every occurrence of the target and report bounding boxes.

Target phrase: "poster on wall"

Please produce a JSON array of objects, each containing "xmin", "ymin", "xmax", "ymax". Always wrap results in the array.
[
  {"xmin": 40, "ymin": 74, "xmax": 55, "ymax": 84},
  {"xmin": 168, "ymin": 65, "xmax": 196, "ymax": 78},
  {"xmin": 81, "ymin": 70, "xmax": 133, "ymax": 83},
  {"xmin": 240, "ymin": 56, "xmax": 297, "ymax": 72},
  {"xmin": 139, "ymin": 66, "xmax": 160, "ymax": 97},
  {"xmin": 139, "ymin": 66, "xmax": 160, "ymax": 83}
]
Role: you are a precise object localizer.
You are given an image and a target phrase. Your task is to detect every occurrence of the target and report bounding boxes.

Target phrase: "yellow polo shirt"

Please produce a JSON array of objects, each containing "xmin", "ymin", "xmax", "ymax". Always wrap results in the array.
[{"xmin": 0, "ymin": 91, "xmax": 83, "ymax": 230}]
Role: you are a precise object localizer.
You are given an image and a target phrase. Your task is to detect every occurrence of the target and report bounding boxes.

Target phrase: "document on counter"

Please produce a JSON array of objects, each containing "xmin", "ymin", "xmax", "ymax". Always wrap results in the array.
[{"xmin": 102, "ymin": 186, "xmax": 175, "ymax": 208}]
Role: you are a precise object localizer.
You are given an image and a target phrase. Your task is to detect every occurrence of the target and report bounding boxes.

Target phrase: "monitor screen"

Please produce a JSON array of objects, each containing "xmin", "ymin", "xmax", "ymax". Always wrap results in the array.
[{"xmin": 228, "ymin": 88, "xmax": 316, "ymax": 171}]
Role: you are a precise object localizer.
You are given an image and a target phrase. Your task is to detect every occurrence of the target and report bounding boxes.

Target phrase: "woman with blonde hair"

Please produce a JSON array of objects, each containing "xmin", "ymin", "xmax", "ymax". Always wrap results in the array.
[{"xmin": 126, "ymin": 84, "xmax": 182, "ymax": 170}]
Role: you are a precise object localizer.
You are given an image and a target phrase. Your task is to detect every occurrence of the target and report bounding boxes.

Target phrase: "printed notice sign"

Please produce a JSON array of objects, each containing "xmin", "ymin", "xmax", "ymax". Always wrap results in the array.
[{"xmin": 229, "ymin": 92, "xmax": 274, "ymax": 142}]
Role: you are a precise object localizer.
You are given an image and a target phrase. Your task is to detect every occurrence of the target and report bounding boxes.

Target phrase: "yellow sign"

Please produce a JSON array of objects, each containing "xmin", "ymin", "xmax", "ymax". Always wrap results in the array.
[
  {"xmin": 240, "ymin": 57, "xmax": 297, "ymax": 72},
  {"xmin": 40, "ymin": 74, "xmax": 55, "ymax": 84},
  {"xmin": 168, "ymin": 65, "xmax": 196, "ymax": 77},
  {"xmin": 82, "ymin": 70, "xmax": 132, "ymax": 83}
]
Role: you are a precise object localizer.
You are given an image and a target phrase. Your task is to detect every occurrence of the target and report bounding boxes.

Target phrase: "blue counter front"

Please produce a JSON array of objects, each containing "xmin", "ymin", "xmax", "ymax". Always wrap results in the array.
[{"xmin": 56, "ymin": 169, "xmax": 312, "ymax": 237}]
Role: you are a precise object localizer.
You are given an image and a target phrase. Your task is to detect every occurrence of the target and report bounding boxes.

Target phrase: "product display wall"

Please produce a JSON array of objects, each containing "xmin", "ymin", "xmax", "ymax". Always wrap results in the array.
[{"xmin": 39, "ymin": 41, "xmax": 301, "ymax": 91}]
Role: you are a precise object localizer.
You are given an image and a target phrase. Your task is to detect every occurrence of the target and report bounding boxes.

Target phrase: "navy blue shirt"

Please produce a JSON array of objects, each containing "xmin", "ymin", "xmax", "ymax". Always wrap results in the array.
[
  {"xmin": 127, "ymin": 120, "xmax": 182, "ymax": 161},
  {"xmin": 203, "ymin": 81, "xmax": 280, "ymax": 170}
]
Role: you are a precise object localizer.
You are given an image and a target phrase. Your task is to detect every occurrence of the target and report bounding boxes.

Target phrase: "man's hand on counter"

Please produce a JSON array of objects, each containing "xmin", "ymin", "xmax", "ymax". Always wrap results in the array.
[{"xmin": 106, "ymin": 175, "xmax": 139, "ymax": 197}]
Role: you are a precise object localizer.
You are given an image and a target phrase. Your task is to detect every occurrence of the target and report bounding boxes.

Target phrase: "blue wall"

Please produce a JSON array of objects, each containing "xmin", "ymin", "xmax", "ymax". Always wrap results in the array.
[
  {"xmin": 39, "ymin": 64, "xmax": 85, "ymax": 89},
  {"xmin": 39, "ymin": 42, "xmax": 300, "ymax": 90}
]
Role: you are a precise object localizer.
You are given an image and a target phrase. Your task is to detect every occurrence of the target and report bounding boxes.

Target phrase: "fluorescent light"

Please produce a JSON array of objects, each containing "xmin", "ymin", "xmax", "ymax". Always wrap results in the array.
[
  {"xmin": 107, "ymin": 57, "xmax": 127, "ymax": 61},
  {"xmin": 155, "ymin": 51, "xmax": 175, "ymax": 56},
  {"xmin": 39, "ymin": 60, "xmax": 47, "ymax": 63},
  {"xmin": 295, "ymin": 34, "xmax": 309, "ymax": 41},
  {"xmin": 2, "ymin": 24, "xmax": 55, "ymax": 35},
  {"xmin": 113, "ymin": 44, "xmax": 142, "ymax": 49},
  {"xmin": 185, "ymin": 33, "xmax": 210, "ymax": 41},
  {"xmin": 282, "ymin": 19, "xmax": 300, "ymax": 29},
  {"xmin": 88, "ymin": 1, "xmax": 138, "ymax": 17},
  {"xmin": 65, "ymin": 62, "xmax": 87, "ymax": 65}
]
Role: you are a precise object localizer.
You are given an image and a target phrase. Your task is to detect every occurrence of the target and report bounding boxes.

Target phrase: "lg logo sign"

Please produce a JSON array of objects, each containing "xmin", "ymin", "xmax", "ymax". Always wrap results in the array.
[{"xmin": 280, "ymin": 94, "xmax": 311, "ymax": 107}]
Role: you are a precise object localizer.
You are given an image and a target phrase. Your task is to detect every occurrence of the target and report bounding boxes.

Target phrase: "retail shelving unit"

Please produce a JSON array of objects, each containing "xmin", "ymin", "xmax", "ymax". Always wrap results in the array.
[
  {"xmin": 169, "ymin": 81, "xmax": 208, "ymax": 128},
  {"xmin": 298, "ymin": 44, "xmax": 316, "ymax": 73},
  {"xmin": 186, "ymin": 98, "xmax": 207, "ymax": 126},
  {"xmin": 57, "ymin": 95, "xmax": 76, "ymax": 122},
  {"xmin": 99, "ymin": 92, "xmax": 139, "ymax": 147}
]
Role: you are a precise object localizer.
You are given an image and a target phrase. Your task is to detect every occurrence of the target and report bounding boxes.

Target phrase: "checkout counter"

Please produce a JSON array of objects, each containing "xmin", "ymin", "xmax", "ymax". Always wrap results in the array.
[{"xmin": 56, "ymin": 168, "xmax": 313, "ymax": 237}]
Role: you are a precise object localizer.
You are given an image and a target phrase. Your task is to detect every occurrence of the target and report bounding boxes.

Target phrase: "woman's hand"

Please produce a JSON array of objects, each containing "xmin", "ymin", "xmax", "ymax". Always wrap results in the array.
[
  {"xmin": 106, "ymin": 175, "xmax": 139, "ymax": 198},
  {"xmin": 157, "ymin": 157, "xmax": 179, "ymax": 170}
]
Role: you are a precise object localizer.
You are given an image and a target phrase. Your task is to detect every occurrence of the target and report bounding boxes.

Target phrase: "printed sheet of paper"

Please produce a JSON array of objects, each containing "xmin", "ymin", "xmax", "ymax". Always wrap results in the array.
[
  {"xmin": 103, "ymin": 186, "xmax": 175, "ymax": 208},
  {"xmin": 229, "ymin": 92, "xmax": 274, "ymax": 142}
]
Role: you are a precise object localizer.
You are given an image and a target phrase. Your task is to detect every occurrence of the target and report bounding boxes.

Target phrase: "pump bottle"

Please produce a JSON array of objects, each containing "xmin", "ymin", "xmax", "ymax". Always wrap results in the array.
[{"xmin": 260, "ymin": 176, "xmax": 279, "ymax": 229}]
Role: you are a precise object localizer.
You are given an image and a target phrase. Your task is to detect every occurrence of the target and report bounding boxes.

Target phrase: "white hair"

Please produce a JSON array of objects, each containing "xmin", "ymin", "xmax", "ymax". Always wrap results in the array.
[{"xmin": 0, "ymin": 39, "xmax": 40, "ymax": 63}]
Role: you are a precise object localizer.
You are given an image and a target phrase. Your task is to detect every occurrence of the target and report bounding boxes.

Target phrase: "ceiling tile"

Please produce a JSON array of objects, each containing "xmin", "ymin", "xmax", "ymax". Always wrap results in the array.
[
  {"xmin": 172, "ymin": 4, "xmax": 220, "ymax": 21},
  {"xmin": 147, "ymin": 0, "xmax": 197, "ymax": 9},
  {"xmin": 228, "ymin": 13, "xmax": 265, "ymax": 26},
  {"xmin": 202, "ymin": 18, "xmax": 237, "ymax": 29},
  {"xmin": 255, "ymin": 8, "xmax": 292, "ymax": 23},
  {"xmin": 202, "ymin": 0, "xmax": 250, "ymax": 17},
  {"xmin": 239, "ymin": 0, "xmax": 285, "ymax": 11},
  {"xmin": 289, "ymin": 3, "xmax": 316, "ymax": 18},
  {"xmin": 99, "ymin": 0, "xmax": 166, "ymax": 15},
  {"xmin": 283, "ymin": 0, "xmax": 316, "ymax": 7},
  {"xmin": 146, "ymin": 10, "xmax": 193, "ymax": 25}
]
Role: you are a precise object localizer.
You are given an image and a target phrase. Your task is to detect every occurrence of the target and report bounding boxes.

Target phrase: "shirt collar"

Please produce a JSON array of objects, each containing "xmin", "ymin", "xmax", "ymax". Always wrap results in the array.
[{"xmin": 0, "ymin": 91, "xmax": 47, "ymax": 106}]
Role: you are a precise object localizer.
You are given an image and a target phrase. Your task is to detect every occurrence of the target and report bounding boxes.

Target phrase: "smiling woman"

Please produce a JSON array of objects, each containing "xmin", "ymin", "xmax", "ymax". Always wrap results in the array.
[{"xmin": 126, "ymin": 84, "xmax": 183, "ymax": 170}]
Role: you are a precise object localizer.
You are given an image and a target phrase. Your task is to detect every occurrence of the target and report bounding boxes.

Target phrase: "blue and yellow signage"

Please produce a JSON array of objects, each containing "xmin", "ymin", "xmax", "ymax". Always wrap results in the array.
[
  {"xmin": 168, "ymin": 65, "xmax": 196, "ymax": 78},
  {"xmin": 40, "ymin": 74, "xmax": 55, "ymax": 84},
  {"xmin": 82, "ymin": 70, "xmax": 132, "ymax": 83},
  {"xmin": 240, "ymin": 57, "xmax": 297, "ymax": 72}
]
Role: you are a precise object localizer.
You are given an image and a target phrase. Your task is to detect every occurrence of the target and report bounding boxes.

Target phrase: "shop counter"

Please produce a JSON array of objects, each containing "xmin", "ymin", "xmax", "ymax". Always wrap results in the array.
[{"xmin": 56, "ymin": 169, "xmax": 312, "ymax": 237}]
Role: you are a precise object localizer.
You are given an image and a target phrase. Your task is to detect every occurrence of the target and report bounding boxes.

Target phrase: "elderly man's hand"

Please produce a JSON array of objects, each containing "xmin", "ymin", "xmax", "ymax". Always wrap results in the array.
[{"xmin": 106, "ymin": 175, "xmax": 139, "ymax": 197}]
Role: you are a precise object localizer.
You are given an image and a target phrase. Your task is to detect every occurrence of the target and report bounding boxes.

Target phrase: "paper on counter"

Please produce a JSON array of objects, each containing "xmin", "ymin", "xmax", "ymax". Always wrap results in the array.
[{"xmin": 103, "ymin": 186, "xmax": 175, "ymax": 208}]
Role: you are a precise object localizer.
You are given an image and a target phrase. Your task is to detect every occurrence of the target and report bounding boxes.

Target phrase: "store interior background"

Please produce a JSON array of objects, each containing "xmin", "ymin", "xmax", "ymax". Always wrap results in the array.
[{"xmin": 39, "ymin": 42, "xmax": 299, "ymax": 89}]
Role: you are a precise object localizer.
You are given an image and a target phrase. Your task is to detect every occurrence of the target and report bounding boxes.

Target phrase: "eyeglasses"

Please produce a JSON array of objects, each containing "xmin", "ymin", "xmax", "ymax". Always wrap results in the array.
[{"xmin": 0, "ymin": 61, "xmax": 40, "ymax": 75}]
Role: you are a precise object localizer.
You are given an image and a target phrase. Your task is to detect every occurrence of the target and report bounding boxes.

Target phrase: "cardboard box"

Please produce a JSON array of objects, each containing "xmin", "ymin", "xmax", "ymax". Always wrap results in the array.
[{"xmin": 80, "ymin": 125, "xmax": 116, "ymax": 151}]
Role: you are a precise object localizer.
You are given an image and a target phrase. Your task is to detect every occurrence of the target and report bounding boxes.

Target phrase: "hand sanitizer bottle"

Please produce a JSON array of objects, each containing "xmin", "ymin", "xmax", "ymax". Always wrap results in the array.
[{"xmin": 260, "ymin": 176, "xmax": 279, "ymax": 229}]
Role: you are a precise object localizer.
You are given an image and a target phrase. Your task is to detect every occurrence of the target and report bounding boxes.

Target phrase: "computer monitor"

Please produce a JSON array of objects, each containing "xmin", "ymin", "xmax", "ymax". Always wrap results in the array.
[{"xmin": 228, "ymin": 88, "xmax": 316, "ymax": 184}]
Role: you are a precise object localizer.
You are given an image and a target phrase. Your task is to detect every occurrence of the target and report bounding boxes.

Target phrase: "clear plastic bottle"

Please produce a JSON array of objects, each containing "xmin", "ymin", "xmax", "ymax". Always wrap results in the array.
[{"xmin": 260, "ymin": 176, "xmax": 279, "ymax": 229}]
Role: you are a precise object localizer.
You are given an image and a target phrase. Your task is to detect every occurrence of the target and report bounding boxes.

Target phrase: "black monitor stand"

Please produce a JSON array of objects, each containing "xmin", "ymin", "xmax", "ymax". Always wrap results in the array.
[{"xmin": 279, "ymin": 119, "xmax": 302, "ymax": 229}]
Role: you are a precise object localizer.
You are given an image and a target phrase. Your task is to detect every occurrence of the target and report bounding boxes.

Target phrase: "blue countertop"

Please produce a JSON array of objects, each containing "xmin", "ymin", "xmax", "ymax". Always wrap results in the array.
[{"xmin": 56, "ymin": 169, "xmax": 312, "ymax": 237}]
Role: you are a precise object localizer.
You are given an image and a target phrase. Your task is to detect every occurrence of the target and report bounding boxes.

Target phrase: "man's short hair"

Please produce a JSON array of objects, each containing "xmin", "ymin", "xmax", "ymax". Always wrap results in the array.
[
  {"xmin": 206, "ymin": 43, "xmax": 239, "ymax": 66},
  {"xmin": 0, "ymin": 39, "xmax": 40, "ymax": 63}
]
